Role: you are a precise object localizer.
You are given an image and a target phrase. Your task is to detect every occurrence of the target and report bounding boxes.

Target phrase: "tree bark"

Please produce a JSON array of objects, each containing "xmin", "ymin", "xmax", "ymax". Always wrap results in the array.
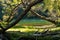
[{"xmin": 2, "ymin": 0, "xmax": 43, "ymax": 32}]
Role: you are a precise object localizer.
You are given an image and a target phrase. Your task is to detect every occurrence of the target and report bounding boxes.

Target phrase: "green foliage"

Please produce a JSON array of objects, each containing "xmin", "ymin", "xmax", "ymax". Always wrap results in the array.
[
  {"xmin": 0, "ymin": 0, "xmax": 22, "ymax": 27},
  {"xmin": 44, "ymin": 0, "xmax": 60, "ymax": 16},
  {"xmin": 0, "ymin": 0, "xmax": 60, "ymax": 28},
  {"xmin": 0, "ymin": 21, "xmax": 7, "ymax": 27}
]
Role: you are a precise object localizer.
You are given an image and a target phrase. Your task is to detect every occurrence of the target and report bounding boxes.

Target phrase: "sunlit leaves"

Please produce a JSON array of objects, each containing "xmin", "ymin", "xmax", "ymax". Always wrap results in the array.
[
  {"xmin": 0, "ymin": 21, "xmax": 7, "ymax": 27},
  {"xmin": 0, "ymin": 0, "xmax": 60, "ymax": 27},
  {"xmin": 13, "ymin": 0, "xmax": 21, "ymax": 4},
  {"xmin": 0, "ymin": 0, "xmax": 22, "ymax": 27}
]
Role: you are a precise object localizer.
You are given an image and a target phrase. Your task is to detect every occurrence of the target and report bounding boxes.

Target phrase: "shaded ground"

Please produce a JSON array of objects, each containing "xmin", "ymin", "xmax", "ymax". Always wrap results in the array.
[
  {"xmin": 6, "ymin": 29, "xmax": 60, "ymax": 40},
  {"xmin": 6, "ymin": 24, "xmax": 60, "ymax": 40}
]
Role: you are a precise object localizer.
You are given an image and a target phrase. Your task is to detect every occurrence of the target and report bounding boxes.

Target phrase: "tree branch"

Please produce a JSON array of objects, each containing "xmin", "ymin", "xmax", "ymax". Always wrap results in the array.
[
  {"xmin": 21, "ymin": 1, "xmax": 58, "ymax": 24},
  {"xmin": 3, "ymin": 0, "xmax": 43, "ymax": 32},
  {"xmin": 30, "ymin": 10, "xmax": 57, "ymax": 24},
  {"xmin": 6, "ymin": 3, "xmax": 22, "ymax": 22}
]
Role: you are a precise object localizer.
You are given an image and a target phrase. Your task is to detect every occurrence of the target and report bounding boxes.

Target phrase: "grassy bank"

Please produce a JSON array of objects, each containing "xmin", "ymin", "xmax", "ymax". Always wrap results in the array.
[{"xmin": 6, "ymin": 19, "xmax": 60, "ymax": 40}]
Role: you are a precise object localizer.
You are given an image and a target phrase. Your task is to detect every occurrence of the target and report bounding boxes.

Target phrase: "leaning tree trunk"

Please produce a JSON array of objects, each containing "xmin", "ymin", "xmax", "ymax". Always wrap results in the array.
[{"xmin": 0, "ymin": 0, "xmax": 43, "ymax": 40}]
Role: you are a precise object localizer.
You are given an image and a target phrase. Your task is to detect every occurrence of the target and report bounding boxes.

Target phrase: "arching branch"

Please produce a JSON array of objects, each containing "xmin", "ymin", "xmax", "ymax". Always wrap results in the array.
[
  {"xmin": 21, "ymin": 0, "xmax": 58, "ymax": 25},
  {"xmin": 3, "ymin": 0, "xmax": 43, "ymax": 32},
  {"xmin": 30, "ymin": 10, "xmax": 57, "ymax": 24}
]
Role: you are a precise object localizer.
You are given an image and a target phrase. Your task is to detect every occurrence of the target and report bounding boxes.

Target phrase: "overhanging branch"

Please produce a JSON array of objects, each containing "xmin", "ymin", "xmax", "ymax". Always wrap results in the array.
[
  {"xmin": 3, "ymin": 0, "xmax": 43, "ymax": 32},
  {"xmin": 30, "ymin": 10, "xmax": 57, "ymax": 24},
  {"xmin": 21, "ymin": 0, "xmax": 58, "ymax": 24}
]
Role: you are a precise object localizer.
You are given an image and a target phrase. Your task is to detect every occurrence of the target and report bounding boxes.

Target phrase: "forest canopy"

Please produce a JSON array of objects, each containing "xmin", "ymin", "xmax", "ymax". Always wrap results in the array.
[{"xmin": 0, "ymin": 0, "xmax": 60, "ymax": 31}]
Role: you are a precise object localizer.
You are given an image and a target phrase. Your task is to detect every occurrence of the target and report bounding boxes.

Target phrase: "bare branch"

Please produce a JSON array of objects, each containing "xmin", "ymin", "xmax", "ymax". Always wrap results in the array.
[
  {"xmin": 30, "ymin": 10, "xmax": 57, "ymax": 24},
  {"xmin": 21, "ymin": 0, "xmax": 57, "ymax": 24}
]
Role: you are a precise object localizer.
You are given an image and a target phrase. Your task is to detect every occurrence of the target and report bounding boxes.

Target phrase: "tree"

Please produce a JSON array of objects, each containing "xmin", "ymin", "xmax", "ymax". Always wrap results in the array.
[
  {"xmin": 21, "ymin": 0, "xmax": 60, "ymax": 25},
  {"xmin": 0, "ymin": 0, "xmax": 60, "ymax": 40},
  {"xmin": 0, "ymin": 0, "xmax": 43, "ymax": 40}
]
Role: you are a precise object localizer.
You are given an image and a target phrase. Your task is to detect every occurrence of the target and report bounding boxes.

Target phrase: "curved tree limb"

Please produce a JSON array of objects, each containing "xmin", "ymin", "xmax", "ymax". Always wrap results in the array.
[
  {"xmin": 21, "ymin": 0, "xmax": 58, "ymax": 25},
  {"xmin": 8, "ymin": 0, "xmax": 29, "ymax": 22},
  {"xmin": 30, "ymin": 10, "xmax": 57, "ymax": 24},
  {"xmin": 2, "ymin": 0, "xmax": 43, "ymax": 32}
]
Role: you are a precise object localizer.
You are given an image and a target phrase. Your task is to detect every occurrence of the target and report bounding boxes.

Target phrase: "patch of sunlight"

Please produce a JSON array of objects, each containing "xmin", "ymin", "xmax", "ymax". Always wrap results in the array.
[
  {"xmin": 7, "ymin": 27, "xmax": 60, "ymax": 32},
  {"xmin": 7, "ymin": 28, "xmax": 38, "ymax": 32},
  {"xmin": 50, "ymin": 27, "xmax": 60, "ymax": 31},
  {"xmin": 58, "ymin": 19, "xmax": 60, "ymax": 22},
  {"xmin": 36, "ymin": 29, "xmax": 44, "ymax": 32}
]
